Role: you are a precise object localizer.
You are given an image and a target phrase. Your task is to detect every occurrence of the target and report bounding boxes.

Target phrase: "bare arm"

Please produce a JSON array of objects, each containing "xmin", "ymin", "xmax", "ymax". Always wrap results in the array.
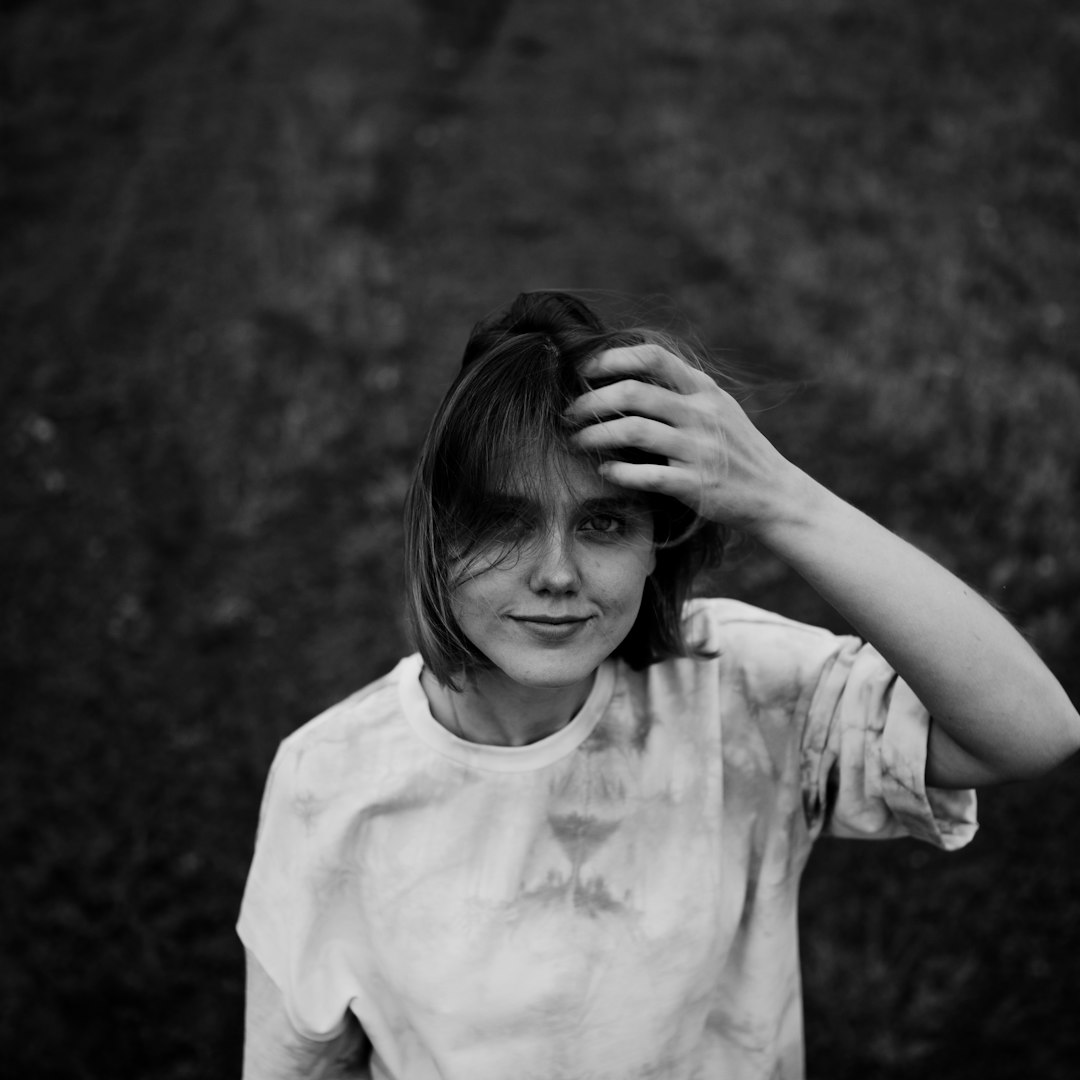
[
  {"xmin": 753, "ymin": 468, "xmax": 1079, "ymax": 786},
  {"xmin": 569, "ymin": 345, "xmax": 1080, "ymax": 787},
  {"xmin": 243, "ymin": 950, "xmax": 369, "ymax": 1080}
]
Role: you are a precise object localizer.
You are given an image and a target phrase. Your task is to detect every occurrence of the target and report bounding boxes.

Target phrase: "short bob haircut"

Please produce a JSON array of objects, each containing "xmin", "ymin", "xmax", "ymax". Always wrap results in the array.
[{"xmin": 404, "ymin": 291, "xmax": 728, "ymax": 689}]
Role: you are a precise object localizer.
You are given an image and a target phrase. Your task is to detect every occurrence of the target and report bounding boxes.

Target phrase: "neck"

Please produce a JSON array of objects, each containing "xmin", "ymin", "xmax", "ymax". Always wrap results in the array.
[{"xmin": 423, "ymin": 668, "xmax": 596, "ymax": 747}]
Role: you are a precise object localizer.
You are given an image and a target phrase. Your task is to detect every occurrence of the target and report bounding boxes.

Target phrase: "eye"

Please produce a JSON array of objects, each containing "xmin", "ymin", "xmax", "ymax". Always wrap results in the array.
[
  {"xmin": 580, "ymin": 513, "xmax": 625, "ymax": 535},
  {"xmin": 489, "ymin": 510, "xmax": 531, "ymax": 541}
]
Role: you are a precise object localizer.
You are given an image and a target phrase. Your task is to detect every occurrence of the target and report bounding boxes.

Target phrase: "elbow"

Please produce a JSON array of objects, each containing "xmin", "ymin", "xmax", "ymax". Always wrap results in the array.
[
  {"xmin": 1026, "ymin": 693, "xmax": 1080, "ymax": 778},
  {"xmin": 929, "ymin": 670, "xmax": 1080, "ymax": 787},
  {"xmin": 1059, "ymin": 699, "xmax": 1080, "ymax": 764},
  {"xmin": 984, "ymin": 691, "xmax": 1080, "ymax": 786},
  {"xmin": 1016, "ymin": 654, "xmax": 1080, "ymax": 777}
]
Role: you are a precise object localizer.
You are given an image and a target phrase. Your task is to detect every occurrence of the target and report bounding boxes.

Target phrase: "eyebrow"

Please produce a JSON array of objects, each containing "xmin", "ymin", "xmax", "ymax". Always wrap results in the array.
[
  {"xmin": 579, "ymin": 495, "xmax": 652, "ymax": 516},
  {"xmin": 484, "ymin": 492, "xmax": 651, "ymax": 517}
]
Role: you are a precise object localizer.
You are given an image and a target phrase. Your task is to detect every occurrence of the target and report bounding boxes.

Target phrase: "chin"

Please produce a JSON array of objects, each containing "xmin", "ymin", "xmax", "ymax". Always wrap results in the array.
[{"xmin": 492, "ymin": 649, "xmax": 613, "ymax": 691}]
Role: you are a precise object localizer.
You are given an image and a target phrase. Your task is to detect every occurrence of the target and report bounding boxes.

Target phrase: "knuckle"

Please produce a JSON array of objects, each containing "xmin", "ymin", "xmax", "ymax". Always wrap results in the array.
[
  {"xmin": 626, "ymin": 467, "xmax": 660, "ymax": 491},
  {"xmin": 617, "ymin": 380, "xmax": 649, "ymax": 409}
]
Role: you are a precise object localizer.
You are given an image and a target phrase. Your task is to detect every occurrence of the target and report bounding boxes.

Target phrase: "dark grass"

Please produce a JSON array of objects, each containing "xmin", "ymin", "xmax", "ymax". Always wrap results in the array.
[{"xmin": 3, "ymin": 0, "xmax": 1079, "ymax": 1076}]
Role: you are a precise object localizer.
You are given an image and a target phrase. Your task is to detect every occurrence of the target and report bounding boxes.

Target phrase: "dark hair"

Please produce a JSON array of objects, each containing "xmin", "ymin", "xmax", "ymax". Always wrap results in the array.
[{"xmin": 404, "ymin": 291, "xmax": 727, "ymax": 688}]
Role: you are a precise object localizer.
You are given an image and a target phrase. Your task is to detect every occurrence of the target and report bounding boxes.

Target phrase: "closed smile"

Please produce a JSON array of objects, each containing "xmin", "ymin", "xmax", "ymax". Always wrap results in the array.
[
  {"xmin": 511, "ymin": 615, "xmax": 590, "ymax": 625},
  {"xmin": 510, "ymin": 615, "xmax": 592, "ymax": 639}
]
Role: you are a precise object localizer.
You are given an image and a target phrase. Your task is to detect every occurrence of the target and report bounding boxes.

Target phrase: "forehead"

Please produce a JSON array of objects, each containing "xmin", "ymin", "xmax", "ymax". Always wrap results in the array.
[{"xmin": 492, "ymin": 450, "xmax": 646, "ymax": 511}]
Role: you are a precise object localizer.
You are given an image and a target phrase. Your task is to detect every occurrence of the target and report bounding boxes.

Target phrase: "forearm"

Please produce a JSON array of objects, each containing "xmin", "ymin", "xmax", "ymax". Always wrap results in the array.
[
  {"xmin": 243, "ymin": 951, "xmax": 367, "ymax": 1080},
  {"xmin": 567, "ymin": 344, "xmax": 1079, "ymax": 785},
  {"xmin": 755, "ymin": 465, "xmax": 1080, "ymax": 786}
]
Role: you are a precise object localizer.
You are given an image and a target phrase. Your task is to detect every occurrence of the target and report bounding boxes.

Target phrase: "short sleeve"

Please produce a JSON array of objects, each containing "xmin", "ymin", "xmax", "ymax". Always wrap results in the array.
[
  {"xmin": 800, "ymin": 636, "xmax": 978, "ymax": 849},
  {"xmin": 237, "ymin": 743, "xmax": 360, "ymax": 1042}
]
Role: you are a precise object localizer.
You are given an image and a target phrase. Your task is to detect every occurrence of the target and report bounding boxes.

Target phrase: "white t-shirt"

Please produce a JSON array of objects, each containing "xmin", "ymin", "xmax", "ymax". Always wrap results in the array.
[{"xmin": 238, "ymin": 599, "xmax": 977, "ymax": 1079}]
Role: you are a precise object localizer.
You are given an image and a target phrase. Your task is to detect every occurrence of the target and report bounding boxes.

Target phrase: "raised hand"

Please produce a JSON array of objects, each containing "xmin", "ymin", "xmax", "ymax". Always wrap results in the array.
[
  {"xmin": 570, "ymin": 350, "xmax": 1080, "ymax": 788},
  {"xmin": 566, "ymin": 344, "xmax": 796, "ymax": 533}
]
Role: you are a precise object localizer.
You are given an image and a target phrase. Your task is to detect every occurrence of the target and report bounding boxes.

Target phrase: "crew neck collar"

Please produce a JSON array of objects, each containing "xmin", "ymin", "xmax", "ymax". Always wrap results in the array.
[{"xmin": 397, "ymin": 653, "xmax": 615, "ymax": 772}]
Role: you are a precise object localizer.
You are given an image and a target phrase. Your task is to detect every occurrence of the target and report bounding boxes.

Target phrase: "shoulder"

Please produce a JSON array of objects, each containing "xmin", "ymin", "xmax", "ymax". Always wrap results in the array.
[
  {"xmin": 284, "ymin": 661, "xmax": 405, "ymax": 746},
  {"xmin": 680, "ymin": 597, "xmax": 857, "ymax": 698},
  {"xmin": 271, "ymin": 657, "xmax": 416, "ymax": 794},
  {"xmin": 683, "ymin": 597, "xmax": 840, "ymax": 653}
]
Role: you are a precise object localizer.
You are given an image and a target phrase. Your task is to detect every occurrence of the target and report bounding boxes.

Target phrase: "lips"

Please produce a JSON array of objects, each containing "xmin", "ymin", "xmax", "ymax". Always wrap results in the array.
[
  {"xmin": 510, "ymin": 614, "xmax": 592, "ymax": 641},
  {"xmin": 512, "ymin": 615, "xmax": 589, "ymax": 624}
]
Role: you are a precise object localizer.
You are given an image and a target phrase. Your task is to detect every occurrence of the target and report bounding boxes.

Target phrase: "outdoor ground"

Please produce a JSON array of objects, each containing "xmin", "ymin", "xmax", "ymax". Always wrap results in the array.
[{"xmin": 3, "ymin": 0, "xmax": 1079, "ymax": 1076}]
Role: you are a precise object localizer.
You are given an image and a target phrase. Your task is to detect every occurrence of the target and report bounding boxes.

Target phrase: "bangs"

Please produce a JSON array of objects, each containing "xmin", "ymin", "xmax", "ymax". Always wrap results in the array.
[
  {"xmin": 432, "ymin": 335, "xmax": 586, "ymax": 558},
  {"xmin": 432, "ymin": 328, "xmax": 706, "ymax": 563}
]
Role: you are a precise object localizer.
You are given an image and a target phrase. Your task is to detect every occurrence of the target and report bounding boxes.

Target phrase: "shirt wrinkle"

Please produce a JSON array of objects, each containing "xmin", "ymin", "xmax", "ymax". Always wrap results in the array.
[{"xmin": 238, "ymin": 598, "xmax": 977, "ymax": 1079}]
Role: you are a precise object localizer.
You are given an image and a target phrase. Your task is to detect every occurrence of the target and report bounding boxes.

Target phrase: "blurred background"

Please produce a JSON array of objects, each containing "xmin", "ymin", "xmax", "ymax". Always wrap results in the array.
[{"xmin": 3, "ymin": 0, "xmax": 1079, "ymax": 1076}]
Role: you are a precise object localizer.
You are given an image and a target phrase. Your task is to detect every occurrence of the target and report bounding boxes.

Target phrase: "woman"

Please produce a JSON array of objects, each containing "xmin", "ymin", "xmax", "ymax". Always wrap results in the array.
[{"xmin": 239, "ymin": 291, "xmax": 1079, "ymax": 1079}]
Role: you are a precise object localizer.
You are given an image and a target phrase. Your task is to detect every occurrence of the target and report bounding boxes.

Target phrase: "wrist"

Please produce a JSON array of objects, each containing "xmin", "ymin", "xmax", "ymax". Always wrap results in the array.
[{"xmin": 741, "ymin": 462, "xmax": 827, "ymax": 546}]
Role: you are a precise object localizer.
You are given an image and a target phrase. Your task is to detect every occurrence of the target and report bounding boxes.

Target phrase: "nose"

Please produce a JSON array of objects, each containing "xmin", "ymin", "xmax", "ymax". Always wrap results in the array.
[{"xmin": 527, "ymin": 526, "xmax": 581, "ymax": 594}]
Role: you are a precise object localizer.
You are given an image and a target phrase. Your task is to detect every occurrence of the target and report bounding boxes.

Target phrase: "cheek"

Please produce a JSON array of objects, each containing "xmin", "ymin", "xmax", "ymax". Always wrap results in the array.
[
  {"xmin": 451, "ymin": 586, "xmax": 486, "ymax": 626},
  {"xmin": 586, "ymin": 547, "xmax": 654, "ymax": 606},
  {"xmin": 450, "ymin": 568, "xmax": 511, "ymax": 625}
]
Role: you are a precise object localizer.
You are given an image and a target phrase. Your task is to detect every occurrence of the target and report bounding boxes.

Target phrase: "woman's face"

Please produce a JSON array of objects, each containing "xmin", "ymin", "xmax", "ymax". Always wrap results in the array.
[{"xmin": 452, "ymin": 455, "xmax": 656, "ymax": 694}]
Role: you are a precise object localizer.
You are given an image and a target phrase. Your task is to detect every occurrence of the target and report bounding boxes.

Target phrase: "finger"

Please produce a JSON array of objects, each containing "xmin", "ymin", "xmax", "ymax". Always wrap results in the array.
[
  {"xmin": 579, "ymin": 345, "xmax": 706, "ymax": 394},
  {"xmin": 595, "ymin": 459, "xmax": 677, "ymax": 495},
  {"xmin": 571, "ymin": 415, "xmax": 687, "ymax": 458},
  {"xmin": 566, "ymin": 378, "xmax": 684, "ymax": 425}
]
